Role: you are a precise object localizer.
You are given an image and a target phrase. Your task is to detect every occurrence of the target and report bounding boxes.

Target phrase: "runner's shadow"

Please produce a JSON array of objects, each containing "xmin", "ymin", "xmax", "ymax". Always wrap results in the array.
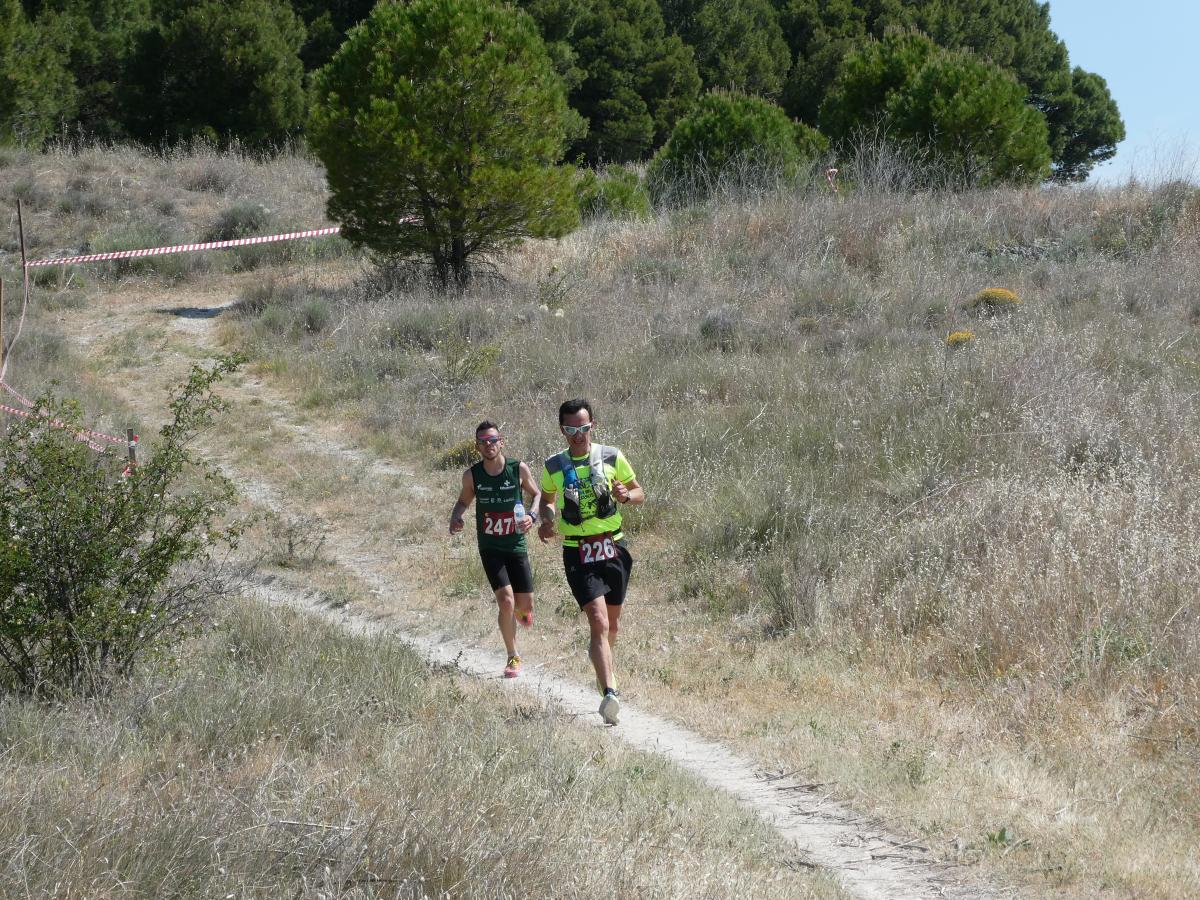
[{"xmin": 156, "ymin": 304, "xmax": 232, "ymax": 319}]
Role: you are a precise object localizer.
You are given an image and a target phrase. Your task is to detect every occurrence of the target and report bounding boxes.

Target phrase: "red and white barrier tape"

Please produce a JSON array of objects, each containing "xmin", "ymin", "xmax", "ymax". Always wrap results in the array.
[
  {"xmin": 7, "ymin": 220, "xmax": 354, "ymax": 458},
  {"xmin": 24, "ymin": 226, "xmax": 344, "ymax": 269},
  {"xmin": 0, "ymin": 379, "xmax": 34, "ymax": 410},
  {"xmin": 0, "ymin": 402, "xmax": 107, "ymax": 453},
  {"xmin": 0, "ymin": 400, "xmax": 129, "ymax": 450}
]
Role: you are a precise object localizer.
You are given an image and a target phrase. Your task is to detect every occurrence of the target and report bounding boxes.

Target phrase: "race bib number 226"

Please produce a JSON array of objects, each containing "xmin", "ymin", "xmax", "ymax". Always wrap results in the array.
[{"xmin": 579, "ymin": 535, "xmax": 617, "ymax": 564}]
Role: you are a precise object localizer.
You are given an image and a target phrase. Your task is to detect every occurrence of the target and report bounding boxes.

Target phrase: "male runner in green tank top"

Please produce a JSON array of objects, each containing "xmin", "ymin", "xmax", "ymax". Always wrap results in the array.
[
  {"xmin": 448, "ymin": 421, "xmax": 541, "ymax": 678},
  {"xmin": 537, "ymin": 399, "xmax": 644, "ymax": 725}
]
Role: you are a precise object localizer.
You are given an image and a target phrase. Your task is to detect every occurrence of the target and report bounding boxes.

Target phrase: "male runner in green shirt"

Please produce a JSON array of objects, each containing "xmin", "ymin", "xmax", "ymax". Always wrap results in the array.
[
  {"xmin": 449, "ymin": 421, "xmax": 541, "ymax": 678},
  {"xmin": 538, "ymin": 399, "xmax": 644, "ymax": 725}
]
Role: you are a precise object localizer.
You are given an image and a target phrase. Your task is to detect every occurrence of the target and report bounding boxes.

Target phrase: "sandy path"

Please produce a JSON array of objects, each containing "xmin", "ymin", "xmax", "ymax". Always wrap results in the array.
[{"xmin": 47, "ymin": 278, "xmax": 1009, "ymax": 900}]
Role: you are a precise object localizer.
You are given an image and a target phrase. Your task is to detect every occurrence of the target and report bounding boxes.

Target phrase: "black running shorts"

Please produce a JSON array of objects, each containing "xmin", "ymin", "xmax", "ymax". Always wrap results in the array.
[
  {"xmin": 479, "ymin": 550, "xmax": 534, "ymax": 594},
  {"xmin": 562, "ymin": 539, "xmax": 633, "ymax": 608}
]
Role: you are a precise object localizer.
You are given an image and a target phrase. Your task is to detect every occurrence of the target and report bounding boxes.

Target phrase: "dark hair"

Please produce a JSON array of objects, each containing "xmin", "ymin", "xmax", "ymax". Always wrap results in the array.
[
  {"xmin": 558, "ymin": 398, "xmax": 593, "ymax": 424},
  {"xmin": 475, "ymin": 420, "xmax": 500, "ymax": 437}
]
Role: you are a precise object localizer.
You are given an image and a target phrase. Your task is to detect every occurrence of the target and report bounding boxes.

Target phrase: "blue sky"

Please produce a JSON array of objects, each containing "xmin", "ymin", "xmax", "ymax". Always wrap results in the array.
[{"xmin": 1047, "ymin": 0, "xmax": 1200, "ymax": 183}]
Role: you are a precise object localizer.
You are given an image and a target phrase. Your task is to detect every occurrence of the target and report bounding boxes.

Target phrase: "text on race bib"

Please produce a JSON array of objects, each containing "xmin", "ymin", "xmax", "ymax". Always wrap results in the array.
[
  {"xmin": 579, "ymin": 535, "xmax": 617, "ymax": 564},
  {"xmin": 482, "ymin": 512, "xmax": 517, "ymax": 536}
]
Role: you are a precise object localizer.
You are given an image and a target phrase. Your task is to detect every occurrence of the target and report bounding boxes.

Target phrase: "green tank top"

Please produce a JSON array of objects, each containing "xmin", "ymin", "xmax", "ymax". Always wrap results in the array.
[{"xmin": 472, "ymin": 458, "xmax": 526, "ymax": 553}]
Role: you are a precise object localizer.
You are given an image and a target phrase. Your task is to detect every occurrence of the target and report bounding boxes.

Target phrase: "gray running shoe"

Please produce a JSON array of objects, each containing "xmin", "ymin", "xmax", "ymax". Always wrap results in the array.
[{"xmin": 599, "ymin": 689, "xmax": 620, "ymax": 725}]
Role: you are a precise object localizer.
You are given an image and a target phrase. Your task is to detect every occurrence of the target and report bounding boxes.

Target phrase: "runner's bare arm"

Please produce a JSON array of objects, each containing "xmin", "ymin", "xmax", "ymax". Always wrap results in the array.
[
  {"xmin": 612, "ymin": 477, "xmax": 644, "ymax": 506},
  {"xmin": 537, "ymin": 487, "xmax": 558, "ymax": 543},
  {"xmin": 449, "ymin": 469, "xmax": 475, "ymax": 535}
]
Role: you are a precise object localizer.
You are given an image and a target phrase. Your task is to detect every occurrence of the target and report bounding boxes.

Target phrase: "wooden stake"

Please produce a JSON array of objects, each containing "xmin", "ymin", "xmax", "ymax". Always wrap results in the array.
[
  {"xmin": 16, "ymin": 199, "xmax": 26, "ymax": 270},
  {"xmin": 127, "ymin": 429, "xmax": 138, "ymax": 468},
  {"xmin": 17, "ymin": 200, "xmax": 28, "ymax": 367},
  {"xmin": 1, "ymin": 278, "xmax": 5, "ymax": 368}
]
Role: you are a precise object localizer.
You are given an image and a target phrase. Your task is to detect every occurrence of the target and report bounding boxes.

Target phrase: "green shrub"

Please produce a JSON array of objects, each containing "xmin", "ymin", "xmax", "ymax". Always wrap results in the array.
[
  {"xmin": 299, "ymin": 298, "xmax": 331, "ymax": 333},
  {"xmin": 205, "ymin": 202, "xmax": 274, "ymax": 242},
  {"xmin": 577, "ymin": 166, "xmax": 652, "ymax": 221},
  {"xmin": 0, "ymin": 358, "xmax": 244, "ymax": 697},
  {"xmin": 699, "ymin": 304, "xmax": 742, "ymax": 351},
  {"xmin": 91, "ymin": 220, "xmax": 203, "ymax": 280},
  {"xmin": 648, "ymin": 89, "xmax": 827, "ymax": 200},
  {"xmin": 202, "ymin": 202, "xmax": 286, "ymax": 271}
]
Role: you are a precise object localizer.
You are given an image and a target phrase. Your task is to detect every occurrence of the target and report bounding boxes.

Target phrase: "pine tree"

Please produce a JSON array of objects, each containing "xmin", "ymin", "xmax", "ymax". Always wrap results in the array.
[
  {"xmin": 310, "ymin": 0, "xmax": 579, "ymax": 288},
  {"xmin": 520, "ymin": 0, "xmax": 701, "ymax": 164},
  {"xmin": 819, "ymin": 31, "xmax": 1051, "ymax": 185}
]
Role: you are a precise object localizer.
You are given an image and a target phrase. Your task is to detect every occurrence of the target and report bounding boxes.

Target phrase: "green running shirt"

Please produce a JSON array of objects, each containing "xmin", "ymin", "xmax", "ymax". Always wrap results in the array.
[{"xmin": 472, "ymin": 458, "xmax": 527, "ymax": 553}]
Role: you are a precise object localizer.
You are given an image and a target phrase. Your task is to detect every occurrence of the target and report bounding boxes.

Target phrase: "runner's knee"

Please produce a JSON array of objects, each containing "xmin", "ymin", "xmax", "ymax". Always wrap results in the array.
[{"xmin": 584, "ymin": 601, "xmax": 609, "ymax": 637}]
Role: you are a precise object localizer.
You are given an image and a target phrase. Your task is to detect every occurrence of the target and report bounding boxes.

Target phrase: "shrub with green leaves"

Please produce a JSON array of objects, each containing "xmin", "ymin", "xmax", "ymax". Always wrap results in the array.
[
  {"xmin": 648, "ymin": 90, "xmax": 827, "ymax": 199},
  {"xmin": 576, "ymin": 165, "xmax": 652, "ymax": 221},
  {"xmin": 0, "ymin": 357, "xmax": 244, "ymax": 697}
]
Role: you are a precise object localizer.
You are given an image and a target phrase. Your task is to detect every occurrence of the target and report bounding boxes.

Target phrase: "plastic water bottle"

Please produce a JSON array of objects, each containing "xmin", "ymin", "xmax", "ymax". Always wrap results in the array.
[
  {"xmin": 563, "ymin": 464, "xmax": 580, "ymax": 490},
  {"xmin": 512, "ymin": 500, "xmax": 526, "ymax": 530}
]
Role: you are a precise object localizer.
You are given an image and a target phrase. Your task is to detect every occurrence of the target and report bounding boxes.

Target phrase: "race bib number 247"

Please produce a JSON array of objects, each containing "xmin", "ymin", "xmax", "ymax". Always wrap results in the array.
[{"xmin": 482, "ymin": 512, "xmax": 516, "ymax": 536}]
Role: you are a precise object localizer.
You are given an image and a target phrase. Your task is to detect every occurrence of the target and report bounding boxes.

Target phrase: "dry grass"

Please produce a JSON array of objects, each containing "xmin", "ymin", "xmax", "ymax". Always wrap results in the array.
[
  {"xmin": 0, "ymin": 141, "xmax": 347, "ymax": 286},
  {"xmin": 0, "ymin": 601, "xmax": 836, "ymax": 898},
  {"xmin": 4, "ymin": 144, "xmax": 1200, "ymax": 896},
  {"xmin": 215, "ymin": 165, "xmax": 1200, "ymax": 895}
]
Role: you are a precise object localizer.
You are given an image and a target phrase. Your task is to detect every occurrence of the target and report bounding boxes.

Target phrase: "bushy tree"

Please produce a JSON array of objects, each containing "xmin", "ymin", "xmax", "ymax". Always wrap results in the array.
[
  {"xmin": 774, "ymin": 0, "xmax": 903, "ymax": 124},
  {"xmin": 820, "ymin": 31, "xmax": 1050, "ymax": 185},
  {"xmin": 649, "ymin": 89, "xmax": 826, "ymax": 197},
  {"xmin": 0, "ymin": 359, "xmax": 243, "ymax": 698},
  {"xmin": 772, "ymin": 0, "xmax": 1122, "ymax": 182},
  {"xmin": 289, "ymin": 0, "xmax": 375, "ymax": 70},
  {"xmin": 1045, "ymin": 67, "xmax": 1124, "ymax": 182},
  {"xmin": 0, "ymin": 0, "xmax": 78, "ymax": 144},
  {"xmin": 123, "ymin": 0, "xmax": 306, "ymax": 147},
  {"xmin": 27, "ymin": 0, "xmax": 152, "ymax": 140},
  {"xmin": 310, "ymin": 0, "xmax": 579, "ymax": 288},
  {"xmin": 0, "ymin": 0, "xmax": 22, "ymax": 127},
  {"xmin": 519, "ymin": 0, "xmax": 700, "ymax": 164},
  {"xmin": 663, "ymin": 0, "xmax": 792, "ymax": 99},
  {"xmin": 902, "ymin": 0, "xmax": 1121, "ymax": 182}
]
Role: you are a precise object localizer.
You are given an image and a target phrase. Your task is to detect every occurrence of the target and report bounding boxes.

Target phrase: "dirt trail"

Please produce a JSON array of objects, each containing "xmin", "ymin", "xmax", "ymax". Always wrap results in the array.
[{"xmin": 49, "ymin": 280, "xmax": 1011, "ymax": 900}]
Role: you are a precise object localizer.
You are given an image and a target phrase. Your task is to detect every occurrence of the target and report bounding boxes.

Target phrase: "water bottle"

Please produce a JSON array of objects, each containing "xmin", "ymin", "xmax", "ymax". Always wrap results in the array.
[
  {"xmin": 562, "ymin": 461, "xmax": 582, "ymax": 525},
  {"xmin": 512, "ymin": 499, "xmax": 526, "ymax": 532}
]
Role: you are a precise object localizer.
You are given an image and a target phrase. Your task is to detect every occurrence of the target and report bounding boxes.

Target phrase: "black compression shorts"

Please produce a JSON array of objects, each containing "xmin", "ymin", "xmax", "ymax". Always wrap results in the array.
[
  {"xmin": 479, "ymin": 550, "xmax": 534, "ymax": 594},
  {"xmin": 562, "ymin": 539, "xmax": 632, "ymax": 608}
]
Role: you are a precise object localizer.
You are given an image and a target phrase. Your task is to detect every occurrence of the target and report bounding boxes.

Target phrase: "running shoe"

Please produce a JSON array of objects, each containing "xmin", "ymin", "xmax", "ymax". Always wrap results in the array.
[
  {"xmin": 599, "ymin": 688, "xmax": 621, "ymax": 725},
  {"xmin": 517, "ymin": 608, "xmax": 534, "ymax": 628},
  {"xmin": 503, "ymin": 655, "xmax": 522, "ymax": 678}
]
